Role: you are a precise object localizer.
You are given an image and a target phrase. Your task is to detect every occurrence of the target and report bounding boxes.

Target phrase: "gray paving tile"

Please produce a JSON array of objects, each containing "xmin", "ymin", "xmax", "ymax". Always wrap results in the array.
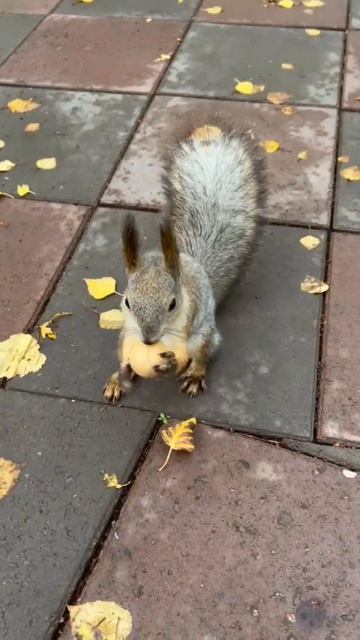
[
  {"xmin": 160, "ymin": 23, "xmax": 343, "ymax": 106},
  {"xmin": 56, "ymin": 0, "xmax": 199, "ymax": 19},
  {"xmin": 0, "ymin": 14, "xmax": 41, "ymax": 65},
  {"xmin": 0, "ymin": 390, "xmax": 155, "ymax": 640},
  {"xmin": 11, "ymin": 209, "xmax": 325, "ymax": 439},
  {"xmin": 60, "ymin": 425, "xmax": 360, "ymax": 640},
  {"xmin": 334, "ymin": 112, "xmax": 360, "ymax": 231},
  {"xmin": 103, "ymin": 95, "xmax": 336, "ymax": 227},
  {"xmin": 350, "ymin": 0, "xmax": 360, "ymax": 28},
  {"xmin": 343, "ymin": 31, "xmax": 360, "ymax": 109},
  {"xmin": 0, "ymin": 86, "xmax": 146, "ymax": 205}
]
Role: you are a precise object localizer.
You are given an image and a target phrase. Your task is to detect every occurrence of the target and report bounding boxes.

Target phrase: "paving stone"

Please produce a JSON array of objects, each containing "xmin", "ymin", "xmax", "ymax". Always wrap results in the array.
[
  {"xmin": 12, "ymin": 209, "xmax": 326, "ymax": 439},
  {"xmin": 60, "ymin": 425, "xmax": 360, "ymax": 640},
  {"xmin": 56, "ymin": 0, "xmax": 199, "ymax": 19},
  {"xmin": 0, "ymin": 199, "xmax": 88, "ymax": 341},
  {"xmin": 0, "ymin": 0, "xmax": 59, "ymax": 13},
  {"xmin": 0, "ymin": 14, "xmax": 41, "ymax": 65},
  {"xmin": 196, "ymin": 0, "xmax": 348, "ymax": 29},
  {"xmin": 0, "ymin": 86, "xmax": 146, "ymax": 205},
  {"xmin": 334, "ymin": 112, "xmax": 360, "ymax": 230},
  {"xmin": 0, "ymin": 15, "xmax": 186, "ymax": 92},
  {"xmin": 343, "ymin": 31, "xmax": 360, "ymax": 109},
  {"xmin": 318, "ymin": 233, "xmax": 360, "ymax": 445},
  {"xmin": 103, "ymin": 95, "xmax": 336, "ymax": 227},
  {"xmin": 350, "ymin": 0, "xmax": 360, "ymax": 28},
  {"xmin": 0, "ymin": 390, "xmax": 155, "ymax": 640},
  {"xmin": 160, "ymin": 24, "xmax": 344, "ymax": 106},
  {"xmin": 283, "ymin": 439, "xmax": 360, "ymax": 471}
]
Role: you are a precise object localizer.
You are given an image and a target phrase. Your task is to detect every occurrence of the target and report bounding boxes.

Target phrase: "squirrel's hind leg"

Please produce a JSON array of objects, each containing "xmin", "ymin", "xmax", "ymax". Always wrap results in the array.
[{"xmin": 180, "ymin": 329, "xmax": 221, "ymax": 398}]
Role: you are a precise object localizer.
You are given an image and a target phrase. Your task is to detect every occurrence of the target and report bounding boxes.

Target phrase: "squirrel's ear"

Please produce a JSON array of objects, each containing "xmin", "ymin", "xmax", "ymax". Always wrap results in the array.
[
  {"xmin": 122, "ymin": 214, "xmax": 139, "ymax": 273},
  {"xmin": 160, "ymin": 217, "xmax": 179, "ymax": 277}
]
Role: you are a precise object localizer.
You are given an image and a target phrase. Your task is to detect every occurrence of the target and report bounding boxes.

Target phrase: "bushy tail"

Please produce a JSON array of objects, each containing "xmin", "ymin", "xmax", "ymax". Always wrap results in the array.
[{"xmin": 162, "ymin": 122, "xmax": 267, "ymax": 302}]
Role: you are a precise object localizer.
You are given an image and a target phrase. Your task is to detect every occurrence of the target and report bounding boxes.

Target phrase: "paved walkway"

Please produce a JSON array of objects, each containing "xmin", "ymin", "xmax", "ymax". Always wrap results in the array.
[{"xmin": 1, "ymin": 1, "xmax": 360, "ymax": 638}]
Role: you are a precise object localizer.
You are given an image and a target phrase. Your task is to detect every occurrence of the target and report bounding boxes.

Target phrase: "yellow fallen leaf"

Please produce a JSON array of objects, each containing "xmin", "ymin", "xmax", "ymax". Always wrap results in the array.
[
  {"xmin": 159, "ymin": 417, "xmax": 196, "ymax": 471},
  {"xmin": 282, "ymin": 105, "xmax": 297, "ymax": 116},
  {"xmin": 300, "ymin": 275, "xmax": 329, "ymax": 294},
  {"xmin": 0, "ymin": 160, "xmax": 15, "ymax": 172},
  {"xmin": 7, "ymin": 97, "xmax": 40, "ymax": 114},
  {"xmin": 278, "ymin": 0, "xmax": 294, "ymax": 7},
  {"xmin": 304, "ymin": 7, "xmax": 314, "ymax": 12},
  {"xmin": 261, "ymin": 140, "xmax": 280, "ymax": 153},
  {"xmin": 235, "ymin": 81, "xmax": 265, "ymax": 95},
  {"xmin": 297, "ymin": 150, "xmax": 308, "ymax": 161},
  {"xmin": 305, "ymin": 28, "xmax": 321, "ymax": 36},
  {"xmin": 204, "ymin": 5, "xmax": 223, "ymax": 14},
  {"xmin": 38, "ymin": 312, "xmax": 72, "ymax": 341},
  {"xmin": 145, "ymin": 17, "xmax": 152, "ymax": 22},
  {"xmin": 153, "ymin": 53, "xmax": 172, "ymax": 62},
  {"xmin": 0, "ymin": 333, "xmax": 46, "ymax": 379},
  {"xmin": 84, "ymin": 277, "xmax": 117, "ymax": 300},
  {"xmin": 267, "ymin": 92, "xmax": 291, "ymax": 105},
  {"xmin": 302, "ymin": 0, "xmax": 324, "ymax": 6},
  {"xmin": 342, "ymin": 469, "xmax": 357, "ymax": 479},
  {"xmin": 0, "ymin": 139, "xmax": 5, "ymax": 150},
  {"xmin": 78, "ymin": 0, "xmax": 94, "ymax": 3},
  {"xmin": 178, "ymin": 0, "xmax": 184, "ymax": 3},
  {"xmin": 340, "ymin": 166, "xmax": 360, "ymax": 181},
  {"xmin": 17, "ymin": 184, "xmax": 35, "ymax": 197},
  {"xmin": 281, "ymin": 63, "xmax": 294, "ymax": 70},
  {"xmin": 36, "ymin": 157, "xmax": 56, "ymax": 170},
  {"xmin": 103, "ymin": 473, "xmax": 131, "ymax": 489},
  {"xmin": 69, "ymin": 601, "xmax": 133, "ymax": 640},
  {"xmin": 0, "ymin": 191, "xmax": 14, "ymax": 198},
  {"xmin": 0, "ymin": 458, "xmax": 22, "ymax": 500},
  {"xmin": 337, "ymin": 155, "xmax": 350, "ymax": 164},
  {"xmin": 299, "ymin": 235, "xmax": 321, "ymax": 250},
  {"xmin": 24, "ymin": 122, "xmax": 40, "ymax": 133},
  {"xmin": 99, "ymin": 309, "xmax": 124, "ymax": 330}
]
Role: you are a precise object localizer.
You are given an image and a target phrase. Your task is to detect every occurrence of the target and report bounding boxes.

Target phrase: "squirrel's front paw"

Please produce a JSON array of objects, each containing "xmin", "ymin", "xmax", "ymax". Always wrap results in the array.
[
  {"xmin": 103, "ymin": 372, "xmax": 125, "ymax": 403},
  {"xmin": 180, "ymin": 371, "xmax": 207, "ymax": 397},
  {"xmin": 153, "ymin": 351, "xmax": 177, "ymax": 376}
]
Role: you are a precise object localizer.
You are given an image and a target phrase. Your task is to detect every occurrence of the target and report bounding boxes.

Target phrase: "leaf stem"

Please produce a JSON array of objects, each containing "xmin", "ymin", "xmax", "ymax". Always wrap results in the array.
[{"xmin": 158, "ymin": 447, "xmax": 172, "ymax": 472}]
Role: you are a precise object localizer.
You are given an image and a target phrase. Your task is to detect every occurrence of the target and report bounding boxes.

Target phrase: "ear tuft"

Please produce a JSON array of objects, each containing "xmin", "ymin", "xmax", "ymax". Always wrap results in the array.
[
  {"xmin": 160, "ymin": 217, "xmax": 179, "ymax": 277},
  {"xmin": 122, "ymin": 213, "xmax": 139, "ymax": 273}
]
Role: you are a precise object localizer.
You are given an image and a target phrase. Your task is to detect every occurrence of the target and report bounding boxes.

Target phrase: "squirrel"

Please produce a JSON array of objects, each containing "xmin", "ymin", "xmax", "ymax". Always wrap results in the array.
[{"xmin": 103, "ymin": 120, "xmax": 267, "ymax": 401}]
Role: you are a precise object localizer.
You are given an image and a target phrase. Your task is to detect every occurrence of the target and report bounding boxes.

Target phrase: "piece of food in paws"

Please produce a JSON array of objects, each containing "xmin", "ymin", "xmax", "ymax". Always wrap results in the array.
[{"xmin": 122, "ymin": 336, "xmax": 189, "ymax": 379}]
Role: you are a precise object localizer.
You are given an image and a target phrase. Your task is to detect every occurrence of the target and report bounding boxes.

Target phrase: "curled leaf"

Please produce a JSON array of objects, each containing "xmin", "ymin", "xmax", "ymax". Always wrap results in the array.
[
  {"xmin": 0, "ymin": 458, "xmax": 22, "ymax": 500},
  {"xmin": 0, "ymin": 160, "xmax": 15, "ymax": 172},
  {"xmin": 36, "ymin": 157, "xmax": 56, "ymax": 170},
  {"xmin": 302, "ymin": 0, "xmax": 324, "ymax": 6},
  {"xmin": 204, "ymin": 5, "xmax": 223, "ymax": 14},
  {"xmin": 159, "ymin": 417, "xmax": 196, "ymax": 471},
  {"xmin": 342, "ymin": 469, "xmax": 357, "ymax": 479},
  {"xmin": 0, "ymin": 139, "xmax": 5, "ymax": 149},
  {"xmin": 24, "ymin": 122, "xmax": 40, "ymax": 133},
  {"xmin": 0, "ymin": 333, "xmax": 46, "ymax": 379},
  {"xmin": 281, "ymin": 63, "xmax": 294, "ymax": 70},
  {"xmin": 340, "ymin": 166, "xmax": 360, "ymax": 182},
  {"xmin": 17, "ymin": 184, "xmax": 35, "ymax": 197},
  {"xmin": 337, "ymin": 155, "xmax": 350, "ymax": 164},
  {"xmin": 300, "ymin": 275, "xmax": 329, "ymax": 294},
  {"xmin": 297, "ymin": 150, "xmax": 308, "ymax": 161},
  {"xmin": 84, "ymin": 277, "xmax": 117, "ymax": 300},
  {"xmin": 299, "ymin": 235, "xmax": 321, "ymax": 250},
  {"xmin": 267, "ymin": 92, "xmax": 291, "ymax": 105},
  {"xmin": 305, "ymin": 28, "xmax": 321, "ymax": 36},
  {"xmin": 7, "ymin": 97, "xmax": 40, "ymax": 113},
  {"xmin": 103, "ymin": 473, "xmax": 131, "ymax": 489},
  {"xmin": 99, "ymin": 309, "xmax": 124, "ymax": 330},
  {"xmin": 261, "ymin": 140, "xmax": 280, "ymax": 153},
  {"xmin": 38, "ymin": 312, "xmax": 72, "ymax": 341},
  {"xmin": 69, "ymin": 601, "xmax": 133, "ymax": 640},
  {"xmin": 278, "ymin": 0, "xmax": 294, "ymax": 7},
  {"xmin": 235, "ymin": 81, "xmax": 265, "ymax": 95},
  {"xmin": 281, "ymin": 105, "xmax": 296, "ymax": 116},
  {"xmin": 153, "ymin": 53, "xmax": 171, "ymax": 62}
]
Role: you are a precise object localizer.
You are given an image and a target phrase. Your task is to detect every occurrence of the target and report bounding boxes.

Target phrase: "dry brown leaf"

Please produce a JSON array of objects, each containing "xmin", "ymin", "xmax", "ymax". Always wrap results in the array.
[
  {"xmin": 0, "ymin": 160, "xmax": 15, "ymax": 172},
  {"xmin": 24, "ymin": 122, "xmax": 40, "ymax": 133},
  {"xmin": 337, "ymin": 155, "xmax": 350, "ymax": 164},
  {"xmin": 159, "ymin": 417, "xmax": 196, "ymax": 471},
  {"xmin": 300, "ymin": 275, "xmax": 329, "ymax": 294},
  {"xmin": 305, "ymin": 28, "xmax": 321, "ymax": 36},
  {"xmin": 235, "ymin": 81, "xmax": 265, "ymax": 95},
  {"xmin": 204, "ymin": 5, "xmax": 223, "ymax": 13},
  {"xmin": 0, "ymin": 458, "xmax": 22, "ymax": 500},
  {"xmin": 297, "ymin": 150, "xmax": 308, "ymax": 161},
  {"xmin": 69, "ymin": 601, "xmax": 133, "ymax": 640},
  {"xmin": 302, "ymin": 0, "xmax": 324, "ymax": 6},
  {"xmin": 278, "ymin": 0, "xmax": 294, "ymax": 7},
  {"xmin": 281, "ymin": 105, "xmax": 296, "ymax": 116},
  {"xmin": 36, "ymin": 157, "xmax": 56, "ymax": 170},
  {"xmin": 103, "ymin": 473, "xmax": 131, "ymax": 489},
  {"xmin": 99, "ymin": 309, "xmax": 124, "ymax": 330},
  {"xmin": 261, "ymin": 140, "xmax": 280, "ymax": 153},
  {"xmin": 267, "ymin": 92, "xmax": 291, "ymax": 105},
  {"xmin": 299, "ymin": 235, "xmax": 321, "ymax": 250},
  {"xmin": 153, "ymin": 53, "xmax": 171, "ymax": 62},
  {"xmin": 281, "ymin": 62, "xmax": 294, "ymax": 70},
  {"xmin": 0, "ymin": 139, "xmax": 5, "ymax": 150},
  {"xmin": 340, "ymin": 166, "xmax": 360, "ymax": 181},
  {"xmin": 39, "ymin": 312, "xmax": 72, "ymax": 341},
  {"xmin": 0, "ymin": 333, "xmax": 46, "ymax": 379},
  {"xmin": 84, "ymin": 277, "xmax": 117, "ymax": 300},
  {"xmin": 7, "ymin": 98, "xmax": 40, "ymax": 114}
]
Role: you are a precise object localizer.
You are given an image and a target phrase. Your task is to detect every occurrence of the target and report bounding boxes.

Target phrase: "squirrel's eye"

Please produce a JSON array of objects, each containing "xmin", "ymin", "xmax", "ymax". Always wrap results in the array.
[
  {"xmin": 168, "ymin": 298, "xmax": 176, "ymax": 312},
  {"xmin": 125, "ymin": 297, "xmax": 131, "ymax": 309}
]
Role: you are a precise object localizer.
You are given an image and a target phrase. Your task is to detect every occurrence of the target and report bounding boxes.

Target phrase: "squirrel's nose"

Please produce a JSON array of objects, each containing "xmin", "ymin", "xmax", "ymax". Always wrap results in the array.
[{"xmin": 143, "ymin": 338, "xmax": 156, "ymax": 346}]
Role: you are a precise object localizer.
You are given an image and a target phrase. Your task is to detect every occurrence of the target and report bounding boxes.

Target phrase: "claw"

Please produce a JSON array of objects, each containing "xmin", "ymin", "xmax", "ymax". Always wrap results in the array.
[
  {"xmin": 153, "ymin": 351, "xmax": 177, "ymax": 376},
  {"xmin": 180, "ymin": 375, "xmax": 206, "ymax": 397},
  {"xmin": 103, "ymin": 373, "xmax": 124, "ymax": 403}
]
